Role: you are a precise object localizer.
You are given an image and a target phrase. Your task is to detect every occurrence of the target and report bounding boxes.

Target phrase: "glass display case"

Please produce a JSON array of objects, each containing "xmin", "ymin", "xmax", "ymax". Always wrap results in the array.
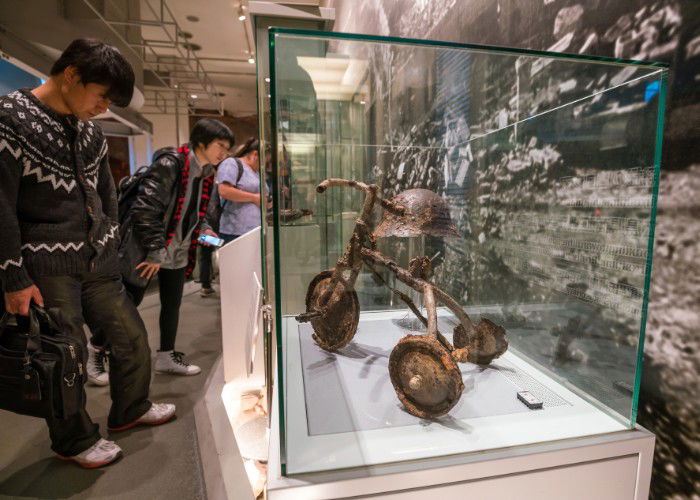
[{"xmin": 259, "ymin": 28, "xmax": 667, "ymax": 475}]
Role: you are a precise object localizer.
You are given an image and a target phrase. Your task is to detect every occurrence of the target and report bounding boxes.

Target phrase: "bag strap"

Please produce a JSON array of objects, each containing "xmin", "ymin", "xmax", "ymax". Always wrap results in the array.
[
  {"xmin": 220, "ymin": 158, "xmax": 245, "ymax": 210},
  {"xmin": 0, "ymin": 304, "xmax": 55, "ymax": 354},
  {"xmin": 236, "ymin": 159, "xmax": 245, "ymax": 186},
  {"xmin": 26, "ymin": 307, "xmax": 42, "ymax": 354},
  {"xmin": 30, "ymin": 304, "xmax": 60, "ymax": 332}
]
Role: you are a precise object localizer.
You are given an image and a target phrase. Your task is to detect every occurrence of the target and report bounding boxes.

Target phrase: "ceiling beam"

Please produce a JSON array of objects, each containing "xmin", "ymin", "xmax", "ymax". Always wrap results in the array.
[
  {"xmin": 99, "ymin": 19, "xmax": 176, "ymax": 27},
  {"xmin": 82, "ymin": 0, "xmax": 225, "ymax": 114},
  {"xmin": 196, "ymin": 56, "xmax": 251, "ymax": 63}
]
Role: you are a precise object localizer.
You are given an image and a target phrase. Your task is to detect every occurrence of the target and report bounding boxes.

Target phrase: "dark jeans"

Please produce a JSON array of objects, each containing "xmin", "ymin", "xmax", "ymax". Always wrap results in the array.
[
  {"xmin": 33, "ymin": 271, "xmax": 152, "ymax": 455},
  {"xmin": 199, "ymin": 246, "xmax": 215, "ymax": 289},
  {"xmin": 118, "ymin": 267, "xmax": 187, "ymax": 353}
]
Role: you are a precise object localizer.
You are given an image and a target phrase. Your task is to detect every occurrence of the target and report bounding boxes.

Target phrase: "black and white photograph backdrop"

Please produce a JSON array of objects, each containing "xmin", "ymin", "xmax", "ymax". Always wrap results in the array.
[{"xmin": 326, "ymin": 1, "xmax": 700, "ymax": 498}]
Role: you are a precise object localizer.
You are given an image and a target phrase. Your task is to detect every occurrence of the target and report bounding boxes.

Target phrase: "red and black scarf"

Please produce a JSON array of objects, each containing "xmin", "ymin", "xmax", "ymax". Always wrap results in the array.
[{"xmin": 165, "ymin": 144, "xmax": 214, "ymax": 277}]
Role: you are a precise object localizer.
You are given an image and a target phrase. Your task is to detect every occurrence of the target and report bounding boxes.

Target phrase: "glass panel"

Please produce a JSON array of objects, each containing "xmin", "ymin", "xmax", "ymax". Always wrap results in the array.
[
  {"xmin": 268, "ymin": 29, "xmax": 666, "ymax": 474},
  {"xmin": 255, "ymin": 22, "xmax": 277, "ymax": 431}
]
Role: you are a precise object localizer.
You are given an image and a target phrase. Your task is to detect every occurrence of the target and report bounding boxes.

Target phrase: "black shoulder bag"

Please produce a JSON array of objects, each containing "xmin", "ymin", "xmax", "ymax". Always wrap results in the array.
[{"xmin": 0, "ymin": 305, "xmax": 85, "ymax": 420}]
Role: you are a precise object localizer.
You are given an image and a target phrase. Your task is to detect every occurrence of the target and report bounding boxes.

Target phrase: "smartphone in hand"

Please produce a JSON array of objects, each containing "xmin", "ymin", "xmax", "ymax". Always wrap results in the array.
[{"xmin": 198, "ymin": 234, "xmax": 224, "ymax": 247}]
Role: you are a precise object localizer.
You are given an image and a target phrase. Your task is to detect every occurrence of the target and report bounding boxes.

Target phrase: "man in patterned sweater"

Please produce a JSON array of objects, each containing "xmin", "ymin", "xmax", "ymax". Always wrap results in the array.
[{"xmin": 0, "ymin": 39, "xmax": 175, "ymax": 468}]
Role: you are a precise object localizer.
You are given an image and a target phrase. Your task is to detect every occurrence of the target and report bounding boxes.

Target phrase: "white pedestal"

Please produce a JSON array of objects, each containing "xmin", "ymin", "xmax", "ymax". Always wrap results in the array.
[
  {"xmin": 218, "ymin": 227, "xmax": 265, "ymax": 388},
  {"xmin": 197, "ymin": 353, "xmax": 653, "ymax": 500},
  {"xmin": 267, "ymin": 380, "xmax": 655, "ymax": 500},
  {"xmin": 266, "ymin": 308, "xmax": 655, "ymax": 499}
]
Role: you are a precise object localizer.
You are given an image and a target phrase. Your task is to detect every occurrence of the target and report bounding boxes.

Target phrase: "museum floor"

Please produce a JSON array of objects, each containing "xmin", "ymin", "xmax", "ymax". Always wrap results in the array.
[{"xmin": 0, "ymin": 282, "xmax": 220, "ymax": 499}]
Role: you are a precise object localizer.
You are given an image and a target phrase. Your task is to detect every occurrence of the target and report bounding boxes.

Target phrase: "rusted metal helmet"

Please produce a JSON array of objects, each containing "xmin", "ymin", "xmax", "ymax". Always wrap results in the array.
[{"xmin": 374, "ymin": 188, "xmax": 460, "ymax": 238}]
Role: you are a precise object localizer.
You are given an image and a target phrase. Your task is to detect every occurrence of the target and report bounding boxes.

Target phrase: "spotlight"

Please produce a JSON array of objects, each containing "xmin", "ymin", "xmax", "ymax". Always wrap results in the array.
[
  {"xmin": 238, "ymin": 5, "xmax": 246, "ymax": 21},
  {"xmin": 248, "ymin": 57, "xmax": 255, "ymax": 64},
  {"xmin": 190, "ymin": 94, "xmax": 198, "ymax": 99}
]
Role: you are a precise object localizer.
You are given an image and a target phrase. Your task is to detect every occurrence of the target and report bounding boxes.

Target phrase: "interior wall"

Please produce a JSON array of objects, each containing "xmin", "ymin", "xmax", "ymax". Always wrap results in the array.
[
  {"xmin": 132, "ymin": 133, "xmax": 152, "ymax": 171},
  {"xmin": 105, "ymin": 135, "xmax": 130, "ymax": 184},
  {"xmin": 329, "ymin": 1, "xmax": 700, "ymax": 499},
  {"xmin": 142, "ymin": 112, "xmax": 191, "ymax": 153}
]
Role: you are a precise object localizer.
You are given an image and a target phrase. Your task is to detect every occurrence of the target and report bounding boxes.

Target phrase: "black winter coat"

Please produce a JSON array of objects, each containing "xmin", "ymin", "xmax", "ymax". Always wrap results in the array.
[
  {"xmin": 118, "ymin": 147, "xmax": 183, "ymax": 287},
  {"xmin": 130, "ymin": 147, "xmax": 182, "ymax": 252}
]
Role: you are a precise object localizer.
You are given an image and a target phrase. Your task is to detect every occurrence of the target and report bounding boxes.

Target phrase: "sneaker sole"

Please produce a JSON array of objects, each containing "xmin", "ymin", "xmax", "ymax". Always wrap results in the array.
[
  {"xmin": 154, "ymin": 368, "xmax": 202, "ymax": 376},
  {"xmin": 57, "ymin": 451, "xmax": 122, "ymax": 469},
  {"xmin": 107, "ymin": 412, "xmax": 176, "ymax": 432},
  {"xmin": 87, "ymin": 378, "xmax": 109, "ymax": 387}
]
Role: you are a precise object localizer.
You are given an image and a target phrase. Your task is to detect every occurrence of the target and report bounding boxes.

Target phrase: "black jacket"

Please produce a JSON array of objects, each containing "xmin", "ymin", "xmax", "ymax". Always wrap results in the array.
[
  {"xmin": 130, "ymin": 147, "xmax": 182, "ymax": 253},
  {"xmin": 119, "ymin": 146, "xmax": 214, "ymax": 286},
  {"xmin": 118, "ymin": 147, "xmax": 182, "ymax": 287}
]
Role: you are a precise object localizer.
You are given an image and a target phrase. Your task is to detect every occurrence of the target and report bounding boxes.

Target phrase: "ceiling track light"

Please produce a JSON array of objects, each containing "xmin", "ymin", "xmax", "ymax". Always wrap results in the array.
[
  {"xmin": 238, "ymin": 3, "xmax": 246, "ymax": 21},
  {"xmin": 248, "ymin": 57, "xmax": 255, "ymax": 64}
]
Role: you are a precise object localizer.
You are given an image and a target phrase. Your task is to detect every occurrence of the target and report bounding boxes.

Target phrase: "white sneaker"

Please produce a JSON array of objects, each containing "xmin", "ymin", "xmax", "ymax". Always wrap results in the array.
[
  {"xmin": 155, "ymin": 350, "xmax": 201, "ymax": 376},
  {"xmin": 57, "ymin": 438, "xmax": 121, "ymax": 468},
  {"xmin": 199, "ymin": 287, "xmax": 216, "ymax": 297},
  {"xmin": 108, "ymin": 402, "xmax": 177, "ymax": 431},
  {"xmin": 86, "ymin": 342, "xmax": 109, "ymax": 386}
]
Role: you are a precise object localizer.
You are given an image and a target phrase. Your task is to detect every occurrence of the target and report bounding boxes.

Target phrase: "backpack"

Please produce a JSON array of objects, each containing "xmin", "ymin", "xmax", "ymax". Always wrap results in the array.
[
  {"xmin": 117, "ymin": 149, "xmax": 183, "ymax": 223},
  {"xmin": 209, "ymin": 158, "xmax": 245, "ymax": 227},
  {"xmin": 117, "ymin": 166, "xmax": 149, "ymax": 225},
  {"xmin": 116, "ymin": 169, "xmax": 150, "ymax": 288}
]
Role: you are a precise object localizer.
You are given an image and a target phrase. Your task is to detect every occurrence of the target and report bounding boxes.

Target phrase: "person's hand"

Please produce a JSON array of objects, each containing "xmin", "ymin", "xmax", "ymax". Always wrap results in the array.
[
  {"xmin": 4, "ymin": 285, "xmax": 44, "ymax": 315},
  {"xmin": 252, "ymin": 193, "xmax": 262, "ymax": 207},
  {"xmin": 199, "ymin": 229, "xmax": 219, "ymax": 247},
  {"xmin": 135, "ymin": 261, "xmax": 160, "ymax": 279}
]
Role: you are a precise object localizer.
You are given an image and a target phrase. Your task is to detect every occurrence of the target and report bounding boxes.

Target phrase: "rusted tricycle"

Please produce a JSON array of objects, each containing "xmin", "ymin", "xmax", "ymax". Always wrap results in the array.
[{"xmin": 296, "ymin": 178, "xmax": 508, "ymax": 418}]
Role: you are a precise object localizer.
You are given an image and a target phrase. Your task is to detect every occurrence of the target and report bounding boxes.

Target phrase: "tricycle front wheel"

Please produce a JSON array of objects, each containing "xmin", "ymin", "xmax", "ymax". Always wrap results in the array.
[
  {"xmin": 389, "ymin": 334, "xmax": 464, "ymax": 418},
  {"xmin": 304, "ymin": 269, "xmax": 360, "ymax": 352}
]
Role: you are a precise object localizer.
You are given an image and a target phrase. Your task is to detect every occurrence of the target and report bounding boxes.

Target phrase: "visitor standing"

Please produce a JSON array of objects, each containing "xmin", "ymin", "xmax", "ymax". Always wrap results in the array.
[
  {"xmin": 0, "ymin": 39, "xmax": 176, "ymax": 468},
  {"xmin": 217, "ymin": 137, "xmax": 267, "ymax": 243},
  {"xmin": 111, "ymin": 118, "xmax": 233, "ymax": 376}
]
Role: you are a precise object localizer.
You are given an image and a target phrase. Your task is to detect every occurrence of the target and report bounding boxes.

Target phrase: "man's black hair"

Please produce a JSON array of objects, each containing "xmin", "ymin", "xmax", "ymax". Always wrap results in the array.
[
  {"xmin": 190, "ymin": 118, "xmax": 235, "ymax": 150},
  {"xmin": 51, "ymin": 38, "xmax": 135, "ymax": 107}
]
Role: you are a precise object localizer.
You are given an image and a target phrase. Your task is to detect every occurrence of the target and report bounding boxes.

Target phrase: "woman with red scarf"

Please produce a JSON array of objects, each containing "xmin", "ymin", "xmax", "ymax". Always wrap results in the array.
[{"xmin": 90, "ymin": 119, "xmax": 233, "ymax": 378}]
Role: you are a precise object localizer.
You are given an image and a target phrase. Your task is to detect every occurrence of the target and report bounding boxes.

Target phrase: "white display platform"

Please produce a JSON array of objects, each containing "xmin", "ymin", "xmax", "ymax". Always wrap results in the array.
[
  {"xmin": 267, "ymin": 372, "xmax": 655, "ymax": 500},
  {"xmin": 281, "ymin": 309, "xmax": 628, "ymax": 474},
  {"xmin": 200, "ymin": 335, "xmax": 654, "ymax": 500},
  {"xmin": 195, "ymin": 357, "xmax": 256, "ymax": 500},
  {"xmin": 218, "ymin": 227, "xmax": 265, "ymax": 388}
]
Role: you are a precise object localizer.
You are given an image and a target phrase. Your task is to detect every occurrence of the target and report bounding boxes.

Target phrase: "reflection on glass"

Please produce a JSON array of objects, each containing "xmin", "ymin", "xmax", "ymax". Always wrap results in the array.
[{"xmin": 266, "ymin": 29, "xmax": 667, "ymax": 474}]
